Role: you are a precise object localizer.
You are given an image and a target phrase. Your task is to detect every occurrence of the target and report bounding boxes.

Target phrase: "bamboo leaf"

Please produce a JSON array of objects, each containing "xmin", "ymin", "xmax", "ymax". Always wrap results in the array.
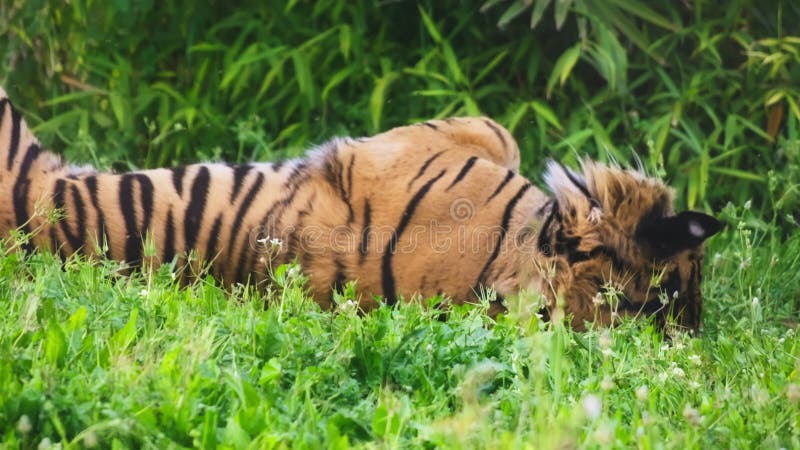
[
  {"xmin": 497, "ymin": 1, "xmax": 529, "ymax": 29},
  {"xmin": 530, "ymin": 100, "xmax": 562, "ymax": 130},
  {"xmin": 530, "ymin": 0, "xmax": 553, "ymax": 29},
  {"xmin": 418, "ymin": 7, "xmax": 442, "ymax": 43},
  {"xmin": 554, "ymin": 0, "xmax": 574, "ymax": 30},
  {"xmin": 546, "ymin": 43, "xmax": 581, "ymax": 98},
  {"xmin": 607, "ymin": 0, "xmax": 678, "ymax": 31},
  {"xmin": 370, "ymin": 73, "xmax": 398, "ymax": 133}
]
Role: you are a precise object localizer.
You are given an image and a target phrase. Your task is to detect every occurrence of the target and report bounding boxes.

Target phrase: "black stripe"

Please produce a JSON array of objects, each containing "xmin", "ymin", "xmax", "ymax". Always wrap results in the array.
[
  {"xmin": 238, "ymin": 163, "xmax": 311, "ymax": 282},
  {"xmin": 483, "ymin": 119, "xmax": 507, "ymax": 149},
  {"xmin": 230, "ymin": 164, "xmax": 252, "ymax": 202},
  {"xmin": 359, "ymin": 199, "xmax": 371, "ymax": 264},
  {"xmin": 345, "ymin": 154, "xmax": 355, "ymax": 222},
  {"xmin": 559, "ymin": 162, "xmax": 598, "ymax": 207},
  {"xmin": 446, "ymin": 156, "xmax": 478, "ymax": 191},
  {"xmin": 118, "ymin": 175, "xmax": 139, "ymax": 264},
  {"xmin": 283, "ymin": 204, "xmax": 312, "ymax": 266},
  {"xmin": 171, "ymin": 166, "xmax": 186, "ymax": 196},
  {"xmin": 423, "ymin": 121, "xmax": 438, "ymax": 130},
  {"xmin": 257, "ymin": 164, "xmax": 309, "ymax": 235},
  {"xmin": 407, "ymin": 150, "xmax": 445, "ymax": 190},
  {"xmin": 163, "ymin": 209, "xmax": 176, "ymax": 263},
  {"xmin": 486, "ymin": 169, "xmax": 515, "ymax": 204},
  {"xmin": 272, "ymin": 161, "xmax": 284, "ymax": 172},
  {"xmin": 339, "ymin": 155, "xmax": 355, "ymax": 223},
  {"xmin": 475, "ymin": 183, "xmax": 532, "ymax": 286},
  {"xmin": 226, "ymin": 172, "xmax": 265, "ymax": 276},
  {"xmin": 332, "ymin": 258, "xmax": 347, "ymax": 297},
  {"xmin": 51, "ymin": 179, "xmax": 66, "ymax": 226},
  {"xmin": 118, "ymin": 174, "xmax": 154, "ymax": 265},
  {"xmin": 7, "ymin": 100, "xmax": 21, "ymax": 169},
  {"xmin": 536, "ymin": 199, "xmax": 558, "ymax": 256},
  {"xmin": 205, "ymin": 215, "xmax": 223, "ymax": 261},
  {"xmin": 52, "ymin": 179, "xmax": 87, "ymax": 253},
  {"xmin": 84, "ymin": 175, "xmax": 109, "ymax": 257},
  {"xmin": 323, "ymin": 144, "xmax": 342, "ymax": 187},
  {"xmin": 184, "ymin": 166, "xmax": 211, "ymax": 252},
  {"xmin": 382, "ymin": 169, "xmax": 447, "ymax": 305},
  {"xmin": 70, "ymin": 185, "xmax": 87, "ymax": 252},
  {"xmin": 12, "ymin": 143, "xmax": 41, "ymax": 253},
  {"xmin": 324, "ymin": 146, "xmax": 355, "ymax": 223},
  {"xmin": 663, "ymin": 267, "xmax": 682, "ymax": 299}
]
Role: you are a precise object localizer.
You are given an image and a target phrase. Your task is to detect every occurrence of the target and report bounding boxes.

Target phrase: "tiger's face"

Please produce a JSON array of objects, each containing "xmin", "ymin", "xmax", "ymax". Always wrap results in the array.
[{"xmin": 539, "ymin": 161, "xmax": 722, "ymax": 332}]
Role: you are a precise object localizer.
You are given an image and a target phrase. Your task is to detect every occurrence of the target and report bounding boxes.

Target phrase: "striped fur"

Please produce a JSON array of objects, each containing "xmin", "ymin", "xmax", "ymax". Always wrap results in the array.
[{"xmin": 0, "ymin": 87, "xmax": 720, "ymax": 331}]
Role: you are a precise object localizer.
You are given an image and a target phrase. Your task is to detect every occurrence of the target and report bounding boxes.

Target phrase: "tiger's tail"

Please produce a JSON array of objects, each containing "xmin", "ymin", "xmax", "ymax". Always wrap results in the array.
[{"xmin": 0, "ymin": 86, "xmax": 71, "ymax": 249}]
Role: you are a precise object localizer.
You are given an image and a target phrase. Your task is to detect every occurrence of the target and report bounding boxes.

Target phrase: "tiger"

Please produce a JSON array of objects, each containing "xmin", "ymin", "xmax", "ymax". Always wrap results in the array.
[{"xmin": 0, "ymin": 86, "xmax": 721, "ymax": 331}]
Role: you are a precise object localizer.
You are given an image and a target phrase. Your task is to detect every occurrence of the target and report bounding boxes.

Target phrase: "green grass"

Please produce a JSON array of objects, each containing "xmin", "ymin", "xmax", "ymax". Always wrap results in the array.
[
  {"xmin": 1, "ymin": 203, "xmax": 799, "ymax": 449},
  {"xmin": 2, "ymin": 1, "xmax": 800, "ymax": 448}
]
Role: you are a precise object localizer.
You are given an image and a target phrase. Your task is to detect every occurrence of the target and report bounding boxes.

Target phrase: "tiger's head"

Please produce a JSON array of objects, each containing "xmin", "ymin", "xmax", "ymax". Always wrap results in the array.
[{"xmin": 536, "ymin": 160, "xmax": 722, "ymax": 332}]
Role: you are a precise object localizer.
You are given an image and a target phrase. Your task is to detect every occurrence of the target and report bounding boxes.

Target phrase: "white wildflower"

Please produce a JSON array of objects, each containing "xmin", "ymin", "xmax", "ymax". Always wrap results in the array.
[
  {"xmin": 593, "ymin": 423, "xmax": 614, "ymax": 445},
  {"xmin": 682, "ymin": 404, "xmax": 703, "ymax": 426},
  {"xmin": 752, "ymin": 297, "xmax": 759, "ymax": 305},
  {"xmin": 598, "ymin": 331, "xmax": 612, "ymax": 351},
  {"xmin": 83, "ymin": 431, "xmax": 98, "ymax": 448},
  {"xmin": 582, "ymin": 394, "xmax": 602, "ymax": 420},
  {"xmin": 787, "ymin": 384, "xmax": 800, "ymax": 404},
  {"xmin": 287, "ymin": 265, "xmax": 301, "ymax": 280},
  {"xmin": 16, "ymin": 414, "xmax": 31, "ymax": 434},
  {"xmin": 37, "ymin": 438, "xmax": 52, "ymax": 450},
  {"xmin": 340, "ymin": 299, "xmax": 357, "ymax": 313},
  {"xmin": 750, "ymin": 385, "xmax": 769, "ymax": 405},
  {"xmin": 672, "ymin": 366, "xmax": 686, "ymax": 378},
  {"xmin": 635, "ymin": 385, "xmax": 649, "ymax": 402},
  {"xmin": 601, "ymin": 377, "xmax": 614, "ymax": 391},
  {"xmin": 688, "ymin": 354, "xmax": 702, "ymax": 365}
]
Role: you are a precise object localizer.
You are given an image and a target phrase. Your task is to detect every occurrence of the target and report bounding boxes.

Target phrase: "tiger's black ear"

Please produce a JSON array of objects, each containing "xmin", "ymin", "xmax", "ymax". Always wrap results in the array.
[{"xmin": 637, "ymin": 211, "xmax": 722, "ymax": 258}]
